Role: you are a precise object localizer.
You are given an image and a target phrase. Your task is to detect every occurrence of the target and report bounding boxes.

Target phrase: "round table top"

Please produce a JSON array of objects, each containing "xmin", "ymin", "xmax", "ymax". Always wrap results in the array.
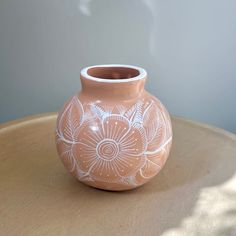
[{"xmin": 0, "ymin": 114, "xmax": 236, "ymax": 236}]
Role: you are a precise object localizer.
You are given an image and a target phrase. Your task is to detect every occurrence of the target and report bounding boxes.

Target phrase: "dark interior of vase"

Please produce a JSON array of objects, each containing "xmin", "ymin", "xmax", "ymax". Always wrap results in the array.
[{"xmin": 87, "ymin": 67, "xmax": 140, "ymax": 80}]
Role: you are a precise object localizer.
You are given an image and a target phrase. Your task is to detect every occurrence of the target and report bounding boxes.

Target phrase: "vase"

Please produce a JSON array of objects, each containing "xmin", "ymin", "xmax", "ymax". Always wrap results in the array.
[{"xmin": 55, "ymin": 64, "xmax": 172, "ymax": 191}]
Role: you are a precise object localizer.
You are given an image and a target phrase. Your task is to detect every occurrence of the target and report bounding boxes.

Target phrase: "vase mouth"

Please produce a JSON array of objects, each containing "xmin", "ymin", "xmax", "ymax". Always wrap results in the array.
[{"xmin": 81, "ymin": 64, "xmax": 147, "ymax": 83}]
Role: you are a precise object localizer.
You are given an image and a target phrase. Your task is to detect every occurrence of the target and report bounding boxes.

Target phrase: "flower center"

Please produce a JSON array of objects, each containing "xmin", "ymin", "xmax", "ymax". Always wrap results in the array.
[{"xmin": 96, "ymin": 139, "xmax": 119, "ymax": 161}]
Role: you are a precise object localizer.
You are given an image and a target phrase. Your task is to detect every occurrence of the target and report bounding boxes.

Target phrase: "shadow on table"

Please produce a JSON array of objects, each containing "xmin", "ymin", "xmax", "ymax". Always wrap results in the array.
[{"xmin": 65, "ymin": 119, "xmax": 236, "ymax": 235}]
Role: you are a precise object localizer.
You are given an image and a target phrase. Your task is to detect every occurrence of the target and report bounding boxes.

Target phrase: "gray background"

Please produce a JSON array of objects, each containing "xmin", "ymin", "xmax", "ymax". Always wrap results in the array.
[{"xmin": 0, "ymin": 0, "xmax": 235, "ymax": 132}]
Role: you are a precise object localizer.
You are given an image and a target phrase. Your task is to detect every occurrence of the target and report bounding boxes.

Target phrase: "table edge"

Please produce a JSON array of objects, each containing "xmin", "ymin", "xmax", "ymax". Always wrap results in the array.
[{"xmin": 0, "ymin": 113, "xmax": 235, "ymax": 140}]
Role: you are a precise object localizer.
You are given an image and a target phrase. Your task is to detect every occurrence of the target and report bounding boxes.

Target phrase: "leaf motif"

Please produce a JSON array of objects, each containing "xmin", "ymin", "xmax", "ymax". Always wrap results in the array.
[
  {"xmin": 56, "ymin": 138, "xmax": 76, "ymax": 173},
  {"xmin": 160, "ymin": 102, "xmax": 172, "ymax": 139},
  {"xmin": 140, "ymin": 159, "xmax": 162, "ymax": 179},
  {"xmin": 90, "ymin": 103, "xmax": 110, "ymax": 120},
  {"xmin": 124, "ymin": 100, "xmax": 143, "ymax": 124},
  {"xmin": 143, "ymin": 101, "xmax": 166, "ymax": 152},
  {"xmin": 58, "ymin": 96, "xmax": 84, "ymax": 142},
  {"xmin": 116, "ymin": 105, "xmax": 126, "ymax": 115}
]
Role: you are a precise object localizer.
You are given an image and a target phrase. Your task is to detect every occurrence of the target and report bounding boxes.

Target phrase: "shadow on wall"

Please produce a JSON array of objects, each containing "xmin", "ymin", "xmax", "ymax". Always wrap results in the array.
[
  {"xmin": 76, "ymin": 0, "xmax": 154, "ymax": 66},
  {"xmin": 77, "ymin": 0, "xmax": 236, "ymax": 133},
  {"xmin": 0, "ymin": 0, "xmax": 235, "ymax": 133},
  {"xmin": 0, "ymin": 0, "xmax": 155, "ymax": 124},
  {"xmin": 78, "ymin": 0, "xmax": 158, "ymax": 58}
]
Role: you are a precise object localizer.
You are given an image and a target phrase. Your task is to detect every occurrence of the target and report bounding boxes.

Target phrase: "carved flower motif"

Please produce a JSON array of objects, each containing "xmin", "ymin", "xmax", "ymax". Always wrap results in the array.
[
  {"xmin": 56, "ymin": 96, "xmax": 172, "ymax": 187},
  {"xmin": 73, "ymin": 115, "xmax": 146, "ymax": 182}
]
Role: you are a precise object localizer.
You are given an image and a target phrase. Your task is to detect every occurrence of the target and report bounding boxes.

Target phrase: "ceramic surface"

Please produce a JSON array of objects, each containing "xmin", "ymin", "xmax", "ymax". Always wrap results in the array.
[{"xmin": 56, "ymin": 65, "xmax": 172, "ymax": 190}]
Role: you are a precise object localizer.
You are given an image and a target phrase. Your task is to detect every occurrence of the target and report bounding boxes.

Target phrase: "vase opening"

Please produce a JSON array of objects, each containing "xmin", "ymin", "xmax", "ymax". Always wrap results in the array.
[
  {"xmin": 81, "ymin": 64, "xmax": 147, "ymax": 83},
  {"xmin": 87, "ymin": 66, "xmax": 139, "ymax": 80}
]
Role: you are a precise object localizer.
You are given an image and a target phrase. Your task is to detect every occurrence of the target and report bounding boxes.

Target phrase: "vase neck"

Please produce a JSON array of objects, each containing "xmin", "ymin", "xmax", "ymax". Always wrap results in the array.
[{"xmin": 80, "ymin": 65, "xmax": 147, "ymax": 100}]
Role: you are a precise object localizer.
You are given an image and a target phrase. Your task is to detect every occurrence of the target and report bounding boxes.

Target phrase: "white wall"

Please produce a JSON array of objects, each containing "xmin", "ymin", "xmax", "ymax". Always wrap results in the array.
[{"xmin": 0, "ymin": 0, "xmax": 236, "ymax": 132}]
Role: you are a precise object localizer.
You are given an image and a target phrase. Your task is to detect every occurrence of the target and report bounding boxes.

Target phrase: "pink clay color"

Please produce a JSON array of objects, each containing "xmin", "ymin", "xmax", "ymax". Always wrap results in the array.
[{"xmin": 56, "ymin": 65, "xmax": 172, "ymax": 191}]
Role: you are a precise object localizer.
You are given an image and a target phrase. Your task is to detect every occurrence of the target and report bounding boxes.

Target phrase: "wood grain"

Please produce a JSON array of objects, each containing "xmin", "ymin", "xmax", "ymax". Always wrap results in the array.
[{"xmin": 0, "ymin": 114, "xmax": 236, "ymax": 236}]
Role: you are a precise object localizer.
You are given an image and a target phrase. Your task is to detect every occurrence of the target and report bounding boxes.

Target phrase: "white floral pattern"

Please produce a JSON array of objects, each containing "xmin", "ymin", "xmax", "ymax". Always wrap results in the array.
[{"xmin": 56, "ymin": 95, "xmax": 172, "ymax": 189}]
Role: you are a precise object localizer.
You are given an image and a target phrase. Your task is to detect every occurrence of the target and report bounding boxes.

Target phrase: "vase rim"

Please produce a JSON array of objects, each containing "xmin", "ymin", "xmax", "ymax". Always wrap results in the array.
[{"xmin": 81, "ymin": 64, "xmax": 147, "ymax": 83}]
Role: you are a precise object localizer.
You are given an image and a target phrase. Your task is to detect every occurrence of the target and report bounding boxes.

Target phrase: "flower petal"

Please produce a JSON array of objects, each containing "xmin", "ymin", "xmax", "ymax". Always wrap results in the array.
[
  {"xmin": 119, "ymin": 123, "xmax": 146, "ymax": 156},
  {"xmin": 141, "ymin": 159, "xmax": 162, "ymax": 178},
  {"xmin": 88, "ymin": 153, "xmax": 146, "ymax": 182},
  {"xmin": 135, "ymin": 144, "xmax": 171, "ymax": 185},
  {"xmin": 102, "ymin": 115, "xmax": 130, "ymax": 141},
  {"xmin": 143, "ymin": 142, "xmax": 172, "ymax": 177},
  {"xmin": 72, "ymin": 142, "xmax": 97, "ymax": 173},
  {"xmin": 73, "ymin": 117, "xmax": 103, "ymax": 145},
  {"xmin": 56, "ymin": 137, "xmax": 77, "ymax": 176},
  {"xmin": 114, "ymin": 153, "xmax": 146, "ymax": 177},
  {"xmin": 89, "ymin": 159, "xmax": 122, "ymax": 182},
  {"xmin": 146, "ymin": 149, "xmax": 166, "ymax": 167}
]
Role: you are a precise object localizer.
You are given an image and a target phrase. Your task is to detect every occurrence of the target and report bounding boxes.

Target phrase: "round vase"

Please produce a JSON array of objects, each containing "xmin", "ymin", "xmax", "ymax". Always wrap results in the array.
[{"xmin": 55, "ymin": 65, "xmax": 172, "ymax": 191}]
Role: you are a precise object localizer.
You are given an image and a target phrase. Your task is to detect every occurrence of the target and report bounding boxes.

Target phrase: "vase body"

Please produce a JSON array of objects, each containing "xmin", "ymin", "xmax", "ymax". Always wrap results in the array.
[{"xmin": 56, "ymin": 65, "xmax": 172, "ymax": 191}]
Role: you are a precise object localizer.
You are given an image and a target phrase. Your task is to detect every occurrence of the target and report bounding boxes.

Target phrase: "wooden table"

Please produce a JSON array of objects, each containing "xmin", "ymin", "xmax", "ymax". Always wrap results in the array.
[{"xmin": 0, "ymin": 114, "xmax": 236, "ymax": 236}]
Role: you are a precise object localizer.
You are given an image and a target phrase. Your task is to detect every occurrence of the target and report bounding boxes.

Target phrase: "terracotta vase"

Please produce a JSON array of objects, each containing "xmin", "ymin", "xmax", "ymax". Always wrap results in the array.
[{"xmin": 56, "ymin": 65, "xmax": 172, "ymax": 191}]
